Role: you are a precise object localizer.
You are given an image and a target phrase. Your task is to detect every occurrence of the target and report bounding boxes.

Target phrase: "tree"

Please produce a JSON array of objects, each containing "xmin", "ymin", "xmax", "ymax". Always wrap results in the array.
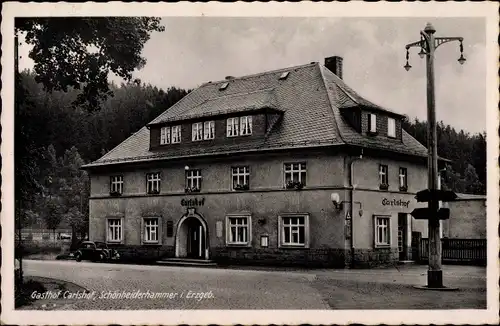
[{"xmin": 15, "ymin": 17, "xmax": 165, "ymax": 111}]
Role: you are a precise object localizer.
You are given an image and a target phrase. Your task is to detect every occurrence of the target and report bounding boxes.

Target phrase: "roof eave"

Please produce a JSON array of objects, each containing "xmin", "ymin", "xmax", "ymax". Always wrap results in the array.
[{"xmin": 82, "ymin": 142, "xmax": 345, "ymax": 171}]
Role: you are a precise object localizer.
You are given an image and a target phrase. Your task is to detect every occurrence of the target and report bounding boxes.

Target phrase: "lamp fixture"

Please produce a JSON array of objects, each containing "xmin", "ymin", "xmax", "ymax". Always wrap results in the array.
[{"xmin": 404, "ymin": 48, "xmax": 412, "ymax": 71}]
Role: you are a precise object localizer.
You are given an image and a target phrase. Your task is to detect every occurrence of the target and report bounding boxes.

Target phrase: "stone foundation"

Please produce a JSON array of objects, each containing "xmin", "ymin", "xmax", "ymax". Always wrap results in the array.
[
  {"xmin": 107, "ymin": 244, "xmax": 174, "ymax": 262},
  {"xmin": 106, "ymin": 244, "xmax": 397, "ymax": 268},
  {"xmin": 212, "ymin": 247, "xmax": 347, "ymax": 268},
  {"xmin": 350, "ymin": 247, "xmax": 399, "ymax": 268}
]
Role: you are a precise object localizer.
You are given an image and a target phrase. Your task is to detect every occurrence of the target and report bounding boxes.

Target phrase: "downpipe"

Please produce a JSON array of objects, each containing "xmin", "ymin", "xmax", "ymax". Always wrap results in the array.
[{"xmin": 349, "ymin": 149, "xmax": 363, "ymax": 268}]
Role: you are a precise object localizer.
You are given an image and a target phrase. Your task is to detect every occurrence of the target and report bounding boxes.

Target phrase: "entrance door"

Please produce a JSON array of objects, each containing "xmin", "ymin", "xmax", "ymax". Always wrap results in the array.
[
  {"xmin": 398, "ymin": 213, "xmax": 407, "ymax": 261},
  {"xmin": 186, "ymin": 218, "xmax": 205, "ymax": 259}
]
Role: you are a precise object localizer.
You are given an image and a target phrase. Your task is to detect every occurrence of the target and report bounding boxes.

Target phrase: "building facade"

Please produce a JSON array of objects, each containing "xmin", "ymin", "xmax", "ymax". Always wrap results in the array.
[{"xmin": 84, "ymin": 56, "xmax": 443, "ymax": 268}]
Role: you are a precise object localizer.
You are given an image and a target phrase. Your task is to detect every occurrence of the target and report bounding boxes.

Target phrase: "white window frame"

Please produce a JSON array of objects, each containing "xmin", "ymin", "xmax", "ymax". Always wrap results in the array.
[
  {"xmin": 146, "ymin": 172, "xmax": 161, "ymax": 194},
  {"xmin": 110, "ymin": 175, "xmax": 123, "ymax": 194},
  {"xmin": 379, "ymin": 164, "xmax": 388, "ymax": 185},
  {"xmin": 186, "ymin": 169, "xmax": 202, "ymax": 190},
  {"xmin": 160, "ymin": 126, "xmax": 171, "ymax": 145},
  {"xmin": 369, "ymin": 113, "xmax": 377, "ymax": 133},
  {"xmin": 172, "ymin": 125, "xmax": 181, "ymax": 143},
  {"xmin": 106, "ymin": 218, "xmax": 123, "ymax": 243},
  {"xmin": 226, "ymin": 117, "xmax": 239, "ymax": 137},
  {"xmin": 278, "ymin": 213, "xmax": 310, "ymax": 248},
  {"xmin": 387, "ymin": 117, "xmax": 396, "ymax": 138},
  {"xmin": 374, "ymin": 215, "xmax": 391, "ymax": 247},
  {"xmin": 240, "ymin": 116, "xmax": 253, "ymax": 136},
  {"xmin": 204, "ymin": 121, "xmax": 215, "ymax": 140},
  {"xmin": 226, "ymin": 215, "xmax": 252, "ymax": 246},
  {"xmin": 399, "ymin": 167, "xmax": 408, "ymax": 189},
  {"xmin": 284, "ymin": 162, "xmax": 307, "ymax": 186},
  {"xmin": 192, "ymin": 122, "xmax": 203, "ymax": 141},
  {"xmin": 232, "ymin": 166, "xmax": 250, "ymax": 190},
  {"xmin": 143, "ymin": 217, "xmax": 159, "ymax": 244}
]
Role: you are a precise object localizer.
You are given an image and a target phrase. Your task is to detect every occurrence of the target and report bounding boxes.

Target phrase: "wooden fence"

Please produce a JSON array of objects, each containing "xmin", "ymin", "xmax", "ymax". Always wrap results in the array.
[{"xmin": 419, "ymin": 238, "xmax": 486, "ymax": 266}]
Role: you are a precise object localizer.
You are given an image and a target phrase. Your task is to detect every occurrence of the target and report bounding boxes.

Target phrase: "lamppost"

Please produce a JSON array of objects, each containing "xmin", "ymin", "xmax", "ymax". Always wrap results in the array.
[{"xmin": 404, "ymin": 23, "xmax": 465, "ymax": 288}]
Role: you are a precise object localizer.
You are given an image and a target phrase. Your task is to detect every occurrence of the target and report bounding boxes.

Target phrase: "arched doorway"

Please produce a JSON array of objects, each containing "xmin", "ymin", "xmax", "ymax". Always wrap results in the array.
[{"xmin": 175, "ymin": 210, "xmax": 209, "ymax": 260}]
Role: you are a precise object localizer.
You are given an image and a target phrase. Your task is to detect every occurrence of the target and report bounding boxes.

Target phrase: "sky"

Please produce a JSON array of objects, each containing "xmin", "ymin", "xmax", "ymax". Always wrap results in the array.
[{"xmin": 18, "ymin": 17, "xmax": 486, "ymax": 134}]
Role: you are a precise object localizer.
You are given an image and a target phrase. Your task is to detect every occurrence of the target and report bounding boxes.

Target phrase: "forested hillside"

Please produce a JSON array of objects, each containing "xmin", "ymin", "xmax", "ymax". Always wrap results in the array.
[
  {"xmin": 15, "ymin": 70, "xmax": 486, "ymax": 236},
  {"xmin": 15, "ymin": 70, "xmax": 190, "ymax": 236},
  {"xmin": 402, "ymin": 117, "xmax": 486, "ymax": 195}
]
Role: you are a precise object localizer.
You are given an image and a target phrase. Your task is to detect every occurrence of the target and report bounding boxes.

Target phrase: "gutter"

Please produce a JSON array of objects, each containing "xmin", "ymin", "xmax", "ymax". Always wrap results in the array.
[{"xmin": 348, "ymin": 148, "xmax": 363, "ymax": 268}]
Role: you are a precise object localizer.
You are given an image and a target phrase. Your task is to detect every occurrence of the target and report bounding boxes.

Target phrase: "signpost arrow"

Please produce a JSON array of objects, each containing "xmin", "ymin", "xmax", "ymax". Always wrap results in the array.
[
  {"xmin": 415, "ymin": 189, "xmax": 457, "ymax": 203},
  {"xmin": 411, "ymin": 207, "xmax": 450, "ymax": 220}
]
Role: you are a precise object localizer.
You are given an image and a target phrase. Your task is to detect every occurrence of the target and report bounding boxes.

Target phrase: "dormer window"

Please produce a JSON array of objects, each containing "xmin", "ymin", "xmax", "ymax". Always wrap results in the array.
[
  {"xmin": 172, "ymin": 125, "xmax": 181, "ymax": 143},
  {"xmin": 240, "ymin": 116, "xmax": 253, "ymax": 135},
  {"xmin": 368, "ymin": 114, "xmax": 377, "ymax": 133},
  {"xmin": 219, "ymin": 82, "xmax": 229, "ymax": 91},
  {"xmin": 160, "ymin": 126, "xmax": 171, "ymax": 145},
  {"xmin": 192, "ymin": 122, "xmax": 203, "ymax": 141},
  {"xmin": 204, "ymin": 121, "xmax": 215, "ymax": 140},
  {"xmin": 227, "ymin": 117, "xmax": 240, "ymax": 137},
  {"xmin": 387, "ymin": 117, "xmax": 396, "ymax": 138}
]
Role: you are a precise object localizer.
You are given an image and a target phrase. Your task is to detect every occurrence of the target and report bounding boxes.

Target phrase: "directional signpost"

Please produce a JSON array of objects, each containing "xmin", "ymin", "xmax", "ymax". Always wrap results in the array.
[{"xmin": 411, "ymin": 188, "xmax": 457, "ymax": 289}]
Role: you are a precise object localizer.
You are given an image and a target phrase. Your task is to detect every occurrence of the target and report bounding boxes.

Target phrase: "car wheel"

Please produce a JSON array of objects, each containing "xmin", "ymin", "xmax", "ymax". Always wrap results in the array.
[{"xmin": 75, "ymin": 253, "xmax": 82, "ymax": 262}]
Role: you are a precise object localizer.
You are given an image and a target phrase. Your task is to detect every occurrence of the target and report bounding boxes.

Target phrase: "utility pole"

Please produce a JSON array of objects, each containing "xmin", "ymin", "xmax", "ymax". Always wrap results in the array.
[{"xmin": 405, "ymin": 23, "xmax": 465, "ymax": 288}]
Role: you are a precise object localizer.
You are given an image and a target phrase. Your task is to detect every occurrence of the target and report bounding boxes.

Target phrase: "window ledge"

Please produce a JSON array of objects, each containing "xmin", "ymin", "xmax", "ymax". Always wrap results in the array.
[
  {"xmin": 106, "ymin": 241, "xmax": 123, "ymax": 245},
  {"xmin": 226, "ymin": 243, "xmax": 251, "ymax": 248},
  {"xmin": 374, "ymin": 244, "xmax": 391, "ymax": 249},
  {"xmin": 142, "ymin": 242, "xmax": 161, "ymax": 246},
  {"xmin": 279, "ymin": 244, "xmax": 308, "ymax": 249}
]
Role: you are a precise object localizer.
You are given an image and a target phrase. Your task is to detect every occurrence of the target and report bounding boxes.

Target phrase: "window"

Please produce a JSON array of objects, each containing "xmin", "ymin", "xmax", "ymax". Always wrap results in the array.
[
  {"xmin": 204, "ymin": 121, "xmax": 215, "ymax": 140},
  {"xmin": 110, "ymin": 175, "xmax": 123, "ymax": 195},
  {"xmin": 379, "ymin": 164, "xmax": 388, "ymax": 189},
  {"xmin": 186, "ymin": 169, "xmax": 202, "ymax": 192},
  {"xmin": 284, "ymin": 163, "xmax": 306, "ymax": 188},
  {"xmin": 368, "ymin": 113, "xmax": 377, "ymax": 133},
  {"xmin": 374, "ymin": 216, "xmax": 391, "ymax": 247},
  {"xmin": 143, "ymin": 218, "xmax": 159, "ymax": 243},
  {"xmin": 107, "ymin": 218, "xmax": 122, "ymax": 243},
  {"xmin": 279, "ymin": 71, "xmax": 290, "ymax": 80},
  {"xmin": 219, "ymin": 82, "xmax": 229, "ymax": 90},
  {"xmin": 226, "ymin": 215, "xmax": 251, "ymax": 246},
  {"xmin": 227, "ymin": 117, "xmax": 239, "ymax": 137},
  {"xmin": 388, "ymin": 117, "xmax": 396, "ymax": 138},
  {"xmin": 192, "ymin": 122, "xmax": 203, "ymax": 141},
  {"xmin": 146, "ymin": 172, "xmax": 161, "ymax": 194},
  {"xmin": 240, "ymin": 116, "xmax": 253, "ymax": 135},
  {"xmin": 160, "ymin": 126, "xmax": 171, "ymax": 145},
  {"xmin": 232, "ymin": 166, "xmax": 250, "ymax": 190},
  {"xmin": 172, "ymin": 125, "xmax": 181, "ymax": 143},
  {"xmin": 399, "ymin": 167, "xmax": 408, "ymax": 190},
  {"xmin": 279, "ymin": 214, "xmax": 309, "ymax": 247}
]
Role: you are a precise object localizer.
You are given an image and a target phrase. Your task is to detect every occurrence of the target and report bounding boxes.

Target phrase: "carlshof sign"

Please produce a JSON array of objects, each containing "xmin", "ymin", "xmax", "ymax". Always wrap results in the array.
[
  {"xmin": 382, "ymin": 198, "xmax": 410, "ymax": 208},
  {"xmin": 181, "ymin": 198, "xmax": 205, "ymax": 207}
]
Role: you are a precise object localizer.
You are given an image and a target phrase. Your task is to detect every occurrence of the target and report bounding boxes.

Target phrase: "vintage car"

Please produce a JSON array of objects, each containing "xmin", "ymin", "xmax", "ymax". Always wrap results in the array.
[{"xmin": 74, "ymin": 241, "xmax": 120, "ymax": 262}]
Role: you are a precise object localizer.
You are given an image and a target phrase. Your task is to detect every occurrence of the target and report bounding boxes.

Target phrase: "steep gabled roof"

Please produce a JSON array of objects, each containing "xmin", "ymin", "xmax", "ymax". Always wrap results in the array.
[{"xmin": 84, "ymin": 61, "xmax": 428, "ymax": 169}]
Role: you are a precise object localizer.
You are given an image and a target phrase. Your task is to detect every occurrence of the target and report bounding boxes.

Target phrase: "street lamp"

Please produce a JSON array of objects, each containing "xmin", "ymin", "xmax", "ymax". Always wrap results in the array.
[{"xmin": 404, "ymin": 22, "xmax": 465, "ymax": 289}]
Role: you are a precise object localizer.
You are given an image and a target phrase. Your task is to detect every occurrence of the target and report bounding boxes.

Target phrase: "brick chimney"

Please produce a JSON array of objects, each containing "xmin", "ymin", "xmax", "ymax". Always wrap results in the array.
[{"xmin": 324, "ymin": 56, "xmax": 343, "ymax": 79}]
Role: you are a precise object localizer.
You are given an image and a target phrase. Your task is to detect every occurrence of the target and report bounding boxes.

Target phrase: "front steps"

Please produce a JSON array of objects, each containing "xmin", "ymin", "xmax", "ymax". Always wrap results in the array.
[{"xmin": 156, "ymin": 257, "xmax": 217, "ymax": 268}]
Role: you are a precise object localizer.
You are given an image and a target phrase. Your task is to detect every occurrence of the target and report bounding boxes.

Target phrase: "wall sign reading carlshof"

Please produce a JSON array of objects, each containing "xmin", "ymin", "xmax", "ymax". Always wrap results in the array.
[{"xmin": 382, "ymin": 198, "xmax": 410, "ymax": 208}]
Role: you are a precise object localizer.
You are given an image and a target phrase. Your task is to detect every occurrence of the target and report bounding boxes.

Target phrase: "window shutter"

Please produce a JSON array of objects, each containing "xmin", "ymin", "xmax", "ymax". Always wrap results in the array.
[
  {"xmin": 105, "ymin": 218, "xmax": 109, "ymax": 242},
  {"xmin": 166, "ymin": 220, "xmax": 174, "ymax": 238},
  {"xmin": 140, "ymin": 217, "xmax": 144, "ymax": 245},
  {"xmin": 158, "ymin": 217, "xmax": 163, "ymax": 245}
]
